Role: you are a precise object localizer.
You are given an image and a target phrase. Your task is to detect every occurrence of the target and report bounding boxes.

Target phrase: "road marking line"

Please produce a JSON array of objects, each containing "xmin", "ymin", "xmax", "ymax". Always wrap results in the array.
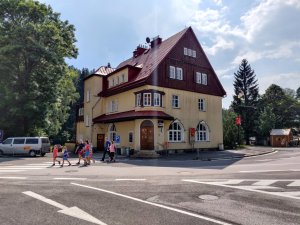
[
  {"xmin": 53, "ymin": 178, "xmax": 87, "ymax": 180},
  {"xmin": 23, "ymin": 191, "xmax": 68, "ymax": 210},
  {"xmin": 183, "ymin": 180, "xmax": 300, "ymax": 200},
  {"xmin": 252, "ymin": 180, "xmax": 278, "ymax": 186},
  {"xmin": 23, "ymin": 191, "xmax": 107, "ymax": 225},
  {"xmin": 209, "ymin": 180, "xmax": 244, "ymax": 185},
  {"xmin": 287, "ymin": 181, "xmax": 300, "ymax": 186},
  {"xmin": 115, "ymin": 179, "xmax": 146, "ymax": 181},
  {"xmin": 71, "ymin": 182, "xmax": 233, "ymax": 225},
  {"xmin": 0, "ymin": 177, "xmax": 27, "ymax": 179},
  {"xmin": 239, "ymin": 170, "xmax": 283, "ymax": 173},
  {"xmin": 0, "ymin": 170, "xmax": 25, "ymax": 172},
  {"xmin": 0, "ymin": 167, "xmax": 46, "ymax": 170}
]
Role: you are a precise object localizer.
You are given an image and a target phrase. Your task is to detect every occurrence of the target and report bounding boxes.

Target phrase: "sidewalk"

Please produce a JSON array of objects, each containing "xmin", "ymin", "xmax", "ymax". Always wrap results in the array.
[{"xmin": 88, "ymin": 146, "xmax": 276, "ymax": 162}]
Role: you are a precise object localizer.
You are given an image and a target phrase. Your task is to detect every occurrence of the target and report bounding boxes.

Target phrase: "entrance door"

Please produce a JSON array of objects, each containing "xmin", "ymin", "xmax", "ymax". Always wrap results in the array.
[
  {"xmin": 140, "ymin": 120, "xmax": 154, "ymax": 150},
  {"xmin": 97, "ymin": 134, "xmax": 105, "ymax": 152}
]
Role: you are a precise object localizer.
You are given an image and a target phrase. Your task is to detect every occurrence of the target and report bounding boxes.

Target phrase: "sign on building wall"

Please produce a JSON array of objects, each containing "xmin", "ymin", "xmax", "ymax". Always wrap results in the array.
[{"xmin": 115, "ymin": 135, "xmax": 120, "ymax": 145}]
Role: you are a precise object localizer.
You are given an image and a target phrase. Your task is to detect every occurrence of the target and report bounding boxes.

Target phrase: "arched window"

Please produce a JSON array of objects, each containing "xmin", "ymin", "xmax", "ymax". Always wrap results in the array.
[
  {"xmin": 196, "ymin": 122, "xmax": 209, "ymax": 142},
  {"xmin": 168, "ymin": 121, "xmax": 184, "ymax": 142},
  {"xmin": 108, "ymin": 123, "xmax": 116, "ymax": 142}
]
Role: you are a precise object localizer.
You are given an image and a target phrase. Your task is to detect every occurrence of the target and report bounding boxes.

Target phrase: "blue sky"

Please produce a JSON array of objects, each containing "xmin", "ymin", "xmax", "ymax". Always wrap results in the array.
[{"xmin": 38, "ymin": 0, "xmax": 300, "ymax": 108}]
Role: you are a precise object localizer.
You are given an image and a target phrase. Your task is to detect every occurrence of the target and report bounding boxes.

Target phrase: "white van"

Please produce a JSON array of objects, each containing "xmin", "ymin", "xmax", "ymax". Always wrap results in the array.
[{"xmin": 0, "ymin": 137, "xmax": 50, "ymax": 157}]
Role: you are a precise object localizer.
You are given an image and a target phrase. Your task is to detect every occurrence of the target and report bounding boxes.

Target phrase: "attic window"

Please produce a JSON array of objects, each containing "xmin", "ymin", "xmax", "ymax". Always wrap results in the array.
[{"xmin": 184, "ymin": 47, "xmax": 196, "ymax": 58}]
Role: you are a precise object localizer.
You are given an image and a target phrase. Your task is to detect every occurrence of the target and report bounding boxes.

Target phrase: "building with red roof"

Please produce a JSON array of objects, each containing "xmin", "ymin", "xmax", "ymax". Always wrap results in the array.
[{"xmin": 76, "ymin": 27, "xmax": 226, "ymax": 155}]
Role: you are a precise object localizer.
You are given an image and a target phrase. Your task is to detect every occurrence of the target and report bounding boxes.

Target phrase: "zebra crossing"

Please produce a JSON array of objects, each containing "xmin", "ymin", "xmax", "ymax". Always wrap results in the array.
[
  {"xmin": 183, "ymin": 179, "xmax": 300, "ymax": 200},
  {"xmin": 0, "ymin": 161, "xmax": 74, "ymax": 173}
]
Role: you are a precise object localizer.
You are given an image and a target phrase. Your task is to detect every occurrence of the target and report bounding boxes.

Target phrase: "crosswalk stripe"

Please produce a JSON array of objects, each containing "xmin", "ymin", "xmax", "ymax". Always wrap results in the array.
[
  {"xmin": 252, "ymin": 180, "xmax": 277, "ymax": 186},
  {"xmin": 209, "ymin": 180, "xmax": 244, "ymax": 185},
  {"xmin": 287, "ymin": 181, "xmax": 300, "ymax": 187},
  {"xmin": 0, "ymin": 177, "xmax": 27, "ymax": 179},
  {"xmin": 0, "ymin": 170, "xmax": 25, "ymax": 172},
  {"xmin": 0, "ymin": 167, "xmax": 46, "ymax": 170}
]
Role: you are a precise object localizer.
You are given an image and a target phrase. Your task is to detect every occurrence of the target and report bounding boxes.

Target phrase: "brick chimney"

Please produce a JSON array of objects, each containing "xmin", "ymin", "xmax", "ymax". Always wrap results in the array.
[
  {"xmin": 150, "ymin": 36, "xmax": 162, "ymax": 48},
  {"xmin": 133, "ymin": 45, "xmax": 148, "ymax": 57}
]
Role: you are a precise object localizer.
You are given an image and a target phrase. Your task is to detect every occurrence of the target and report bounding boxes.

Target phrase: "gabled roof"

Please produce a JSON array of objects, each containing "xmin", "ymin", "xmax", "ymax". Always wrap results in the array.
[
  {"xmin": 115, "ymin": 27, "xmax": 189, "ymax": 83},
  {"xmin": 270, "ymin": 129, "xmax": 292, "ymax": 136},
  {"xmin": 84, "ymin": 66, "xmax": 115, "ymax": 81}
]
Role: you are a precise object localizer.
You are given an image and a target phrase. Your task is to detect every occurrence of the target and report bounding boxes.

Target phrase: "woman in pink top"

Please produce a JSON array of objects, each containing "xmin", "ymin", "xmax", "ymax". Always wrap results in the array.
[
  {"xmin": 109, "ymin": 141, "xmax": 116, "ymax": 162},
  {"xmin": 52, "ymin": 145, "xmax": 61, "ymax": 166}
]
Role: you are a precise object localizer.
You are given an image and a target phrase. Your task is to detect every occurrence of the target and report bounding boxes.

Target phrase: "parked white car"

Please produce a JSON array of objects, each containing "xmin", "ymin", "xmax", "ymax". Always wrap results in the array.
[{"xmin": 0, "ymin": 137, "xmax": 50, "ymax": 157}]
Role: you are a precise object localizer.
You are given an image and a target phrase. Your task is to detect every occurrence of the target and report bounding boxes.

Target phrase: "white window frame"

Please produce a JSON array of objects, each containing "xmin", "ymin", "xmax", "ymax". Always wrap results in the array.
[
  {"xmin": 192, "ymin": 50, "xmax": 196, "ymax": 58},
  {"xmin": 154, "ymin": 93, "xmax": 161, "ymax": 106},
  {"xmin": 188, "ymin": 48, "xmax": 192, "ymax": 56},
  {"xmin": 169, "ymin": 66, "xmax": 176, "ymax": 79},
  {"xmin": 109, "ymin": 124, "xmax": 116, "ymax": 142},
  {"xmin": 136, "ymin": 93, "xmax": 141, "ymax": 106},
  {"xmin": 168, "ymin": 121, "xmax": 184, "ymax": 142},
  {"xmin": 121, "ymin": 74, "xmax": 125, "ymax": 83},
  {"xmin": 176, "ymin": 67, "xmax": 183, "ymax": 80},
  {"xmin": 172, "ymin": 95, "xmax": 179, "ymax": 108},
  {"xmin": 143, "ymin": 93, "xmax": 151, "ymax": 106},
  {"xmin": 202, "ymin": 73, "xmax": 207, "ymax": 85},
  {"xmin": 198, "ymin": 98, "xmax": 206, "ymax": 111},
  {"xmin": 184, "ymin": 47, "xmax": 188, "ymax": 55},
  {"xmin": 78, "ymin": 108, "xmax": 84, "ymax": 116},
  {"xmin": 196, "ymin": 122, "xmax": 209, "ymax": 142},
  {"xmin": 196, "ymin": 72, "xmax": 202, "ymax": 84}
]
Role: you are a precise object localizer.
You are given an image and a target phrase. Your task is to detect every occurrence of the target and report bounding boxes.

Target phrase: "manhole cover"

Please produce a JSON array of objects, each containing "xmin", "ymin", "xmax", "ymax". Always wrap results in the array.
[{"xmin": 198, "ymin": 195, "xmax": 219, "ymax": 200}]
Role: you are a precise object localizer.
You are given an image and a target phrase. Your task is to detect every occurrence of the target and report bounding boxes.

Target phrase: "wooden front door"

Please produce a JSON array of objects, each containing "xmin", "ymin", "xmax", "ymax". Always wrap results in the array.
[
  {"xmin": 140, "ymin": 120, "xmax": 154, "ymax": 150},
  {"xmin": 97, "ymin": 134, "xmax": 105, "ymax": 152}
]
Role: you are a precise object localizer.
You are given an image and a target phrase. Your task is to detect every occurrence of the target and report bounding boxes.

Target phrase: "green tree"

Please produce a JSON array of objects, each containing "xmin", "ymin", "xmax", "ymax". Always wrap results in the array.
[
  {"xmin": 257, "ymin": 106, "xmax": 276, "ymax": 137},
  {"xmin": 259, "ymin": 84, "xmax": 298, "ymax": 128},
  {"xmin": 296, "ymin": 87, "xmax": 300, "ymax": 99},
  {"xmin": 231, "ymin": 59, "xmax": 259, "ymax": 144},
  {"xmin": 223, "ymin": 109, "xmax": 244, "ymax": 149},
  {"xmin": 0, "ymin": 0, "xmax": 78, "ymax": 138}
]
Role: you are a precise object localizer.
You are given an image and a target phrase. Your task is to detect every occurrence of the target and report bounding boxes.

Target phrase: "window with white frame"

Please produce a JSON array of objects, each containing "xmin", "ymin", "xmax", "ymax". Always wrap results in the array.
[
  {"xmin": 176, "ymin": 67, "xmax": 183, "ymax": 80},
  {"xmin": 121, "ymin": 74, "xmax": 125, "ymax": 83},
  {"xmin": 168, "ymin": 121, "xmax": 184, "ymax": 142},
  {"xmin": 116, "ymin": 76, "xmax": 119, "ymax": 85},
  {"xmin": 172, "ymin": 95, "xmax": 179, "ymax": 108},
  {"xmin": 78, "ymin": 108, "xmax": 84, "ymax": 116},
  {"xmin": 192, "ymin": 50, "xmax": 196, "ymax": 58},
  {"xmin": 109, "ymin": 124, "xmax": 116, "ymax": 142},
  {"xmin": 86, "ymin": 90, "xmax": 90, "ymax": 102},
  {"xmin": 169, "ymin": 66, "xmax": 175, "ymax": 79},
  {"xmin": 184, "ymin": 47, "xmax": 196, "ymax": 58},
  {"xmin": 202, "ymin": 73, "xmax": 207, "ymax": 85},
  {"xmin": 198, "ymin": 98, "xmax": 206, "ymax": 111},
  {"xmin": 136, "ymin": 93, "xmax": 141, "ymax": 106},
  {"xmin": 184, "ymin": 47, "xmax": 188, "ymax": 55},
  {"xmin": 109, "ymin": 100, "xmax": 118, "ymax": 112},
  {"xmin": 196, "ymin": 72, "xmax": 202, "ymax": 84},
  {"xmin": 196, "ymin": 72, "xmax": 208, "ymax": 85},
  {"xmin": 85, "ymin": 114, "xmax": 90, "ymax": 127},
  {"xmin": 143, "ymin": 93, "xmax": 151, "ymax": 106},
  {"xmin": 196, "ymin": 122, "xmax": 209, "ymax": 141},
  {"xmin": 154, "ymin": 93, "xmax": 161, "ymax": 106},
  {"xmin": 169, "ymin": 66, "xmax": 183, "ymax": 80}
]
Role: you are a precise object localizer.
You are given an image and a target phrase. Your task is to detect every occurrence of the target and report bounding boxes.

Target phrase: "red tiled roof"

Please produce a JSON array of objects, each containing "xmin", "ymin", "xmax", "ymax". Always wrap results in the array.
[
  {"xmin": 93, "ymin": 110, "xmax": 174, "ymax": 123},
  {"xmin": 115, "ymin": 27, "xmax": 189, "ymax": 82}
]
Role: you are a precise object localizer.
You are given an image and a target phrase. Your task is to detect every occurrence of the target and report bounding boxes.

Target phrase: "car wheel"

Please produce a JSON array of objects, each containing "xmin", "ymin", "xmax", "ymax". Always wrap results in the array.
[
  {"xmin": 29, "ymin": 150, "xmax": 36, "ymax": 157},
  {"xmin": 0, "ymin": 150, "xmax": 3, "ymax": 157}
]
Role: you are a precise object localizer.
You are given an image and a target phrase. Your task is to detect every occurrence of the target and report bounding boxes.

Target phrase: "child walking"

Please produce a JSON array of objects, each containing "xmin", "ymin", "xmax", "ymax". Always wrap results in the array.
[
  {"xmin": 51, "ymin": 145, "xmax": 61, "ymax": 166},
  {"xmin": 60, "ymin": 146, "xmax": 71, "ymax": 167}
]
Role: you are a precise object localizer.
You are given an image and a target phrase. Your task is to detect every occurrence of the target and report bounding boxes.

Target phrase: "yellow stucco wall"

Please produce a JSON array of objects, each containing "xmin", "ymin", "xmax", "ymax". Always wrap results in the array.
[{"xmin": 77, "ymin": 83, "xmax": 223, "ymax": 151}]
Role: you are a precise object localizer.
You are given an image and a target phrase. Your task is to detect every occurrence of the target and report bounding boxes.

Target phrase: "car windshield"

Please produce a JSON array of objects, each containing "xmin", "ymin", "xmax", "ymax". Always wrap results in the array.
[{"xmin": 2, "ymin": 138, "xmax": 12, "ymax": 144}]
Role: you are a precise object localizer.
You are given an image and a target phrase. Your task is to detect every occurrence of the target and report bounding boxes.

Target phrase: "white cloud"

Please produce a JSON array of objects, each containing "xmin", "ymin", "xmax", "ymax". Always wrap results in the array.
[{"xmin": 204, "ymin": 36, "xmax": 234, "ymax": 55}]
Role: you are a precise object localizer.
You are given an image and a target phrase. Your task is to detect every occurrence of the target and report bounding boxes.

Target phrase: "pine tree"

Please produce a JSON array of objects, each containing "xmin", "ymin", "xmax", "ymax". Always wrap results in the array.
[{"xmin": 231, "ymin": 59, "xmax": 259, "ymax": 145}]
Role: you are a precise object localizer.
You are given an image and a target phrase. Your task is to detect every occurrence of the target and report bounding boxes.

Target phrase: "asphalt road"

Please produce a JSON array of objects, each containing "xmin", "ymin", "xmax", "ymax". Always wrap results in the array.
[{"xmin": 0, "ymin": 148, "xmax": 300, "ymax": 225}]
